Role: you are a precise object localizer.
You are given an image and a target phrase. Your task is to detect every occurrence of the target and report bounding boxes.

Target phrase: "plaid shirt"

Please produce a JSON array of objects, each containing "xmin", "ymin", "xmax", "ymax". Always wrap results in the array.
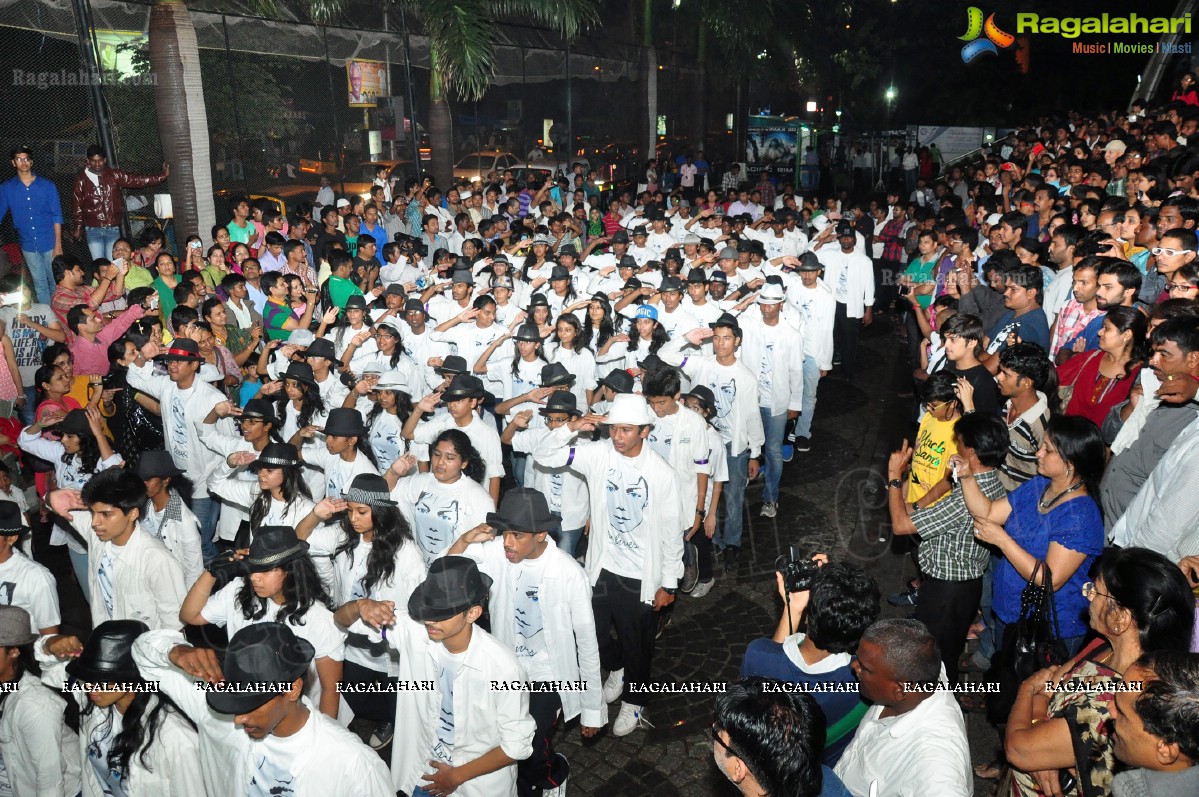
[
  {"xmin": 912, "ymin": 470, "xmax": 1006, "ymax": 580},
  {"xmin": 877, "ymin": 218, "xmax": 907, "ymax": 262},
  {"xmin": 1050, "ymin": 298, "xmax": 1103, "ymax": 356}
]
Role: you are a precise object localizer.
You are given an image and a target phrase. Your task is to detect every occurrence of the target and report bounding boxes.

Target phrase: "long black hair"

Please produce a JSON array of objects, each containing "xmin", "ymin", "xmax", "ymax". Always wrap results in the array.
[
  {"xmin": 250, "ymin": 465, "xmax": 313, "ymax": 529},
  {"xmin": 335, "ymin": 502, "xmax": 415, "ymax": 596},
  {"xmin": 235, "ymin": 554, "xmax": 332, "ymax": 625},
  {"xmin": 33, "ymin": 363, "xmax": 64, "ymax": 404},
  {"xmin": 274, "ymin": 381, "xmax": 326, "ymax": 431},
  {"xmin": 1044, "ymin": 414, "xmax": 1107, "ymax": 500},
  {"xmin": 61, "ymin": 430, "xmax": 102, "ymax": 476},
  {"xmin": 83, "ymin": 690, "xmax": 195, "ymax": 779},
  {"xmin": 553, "ymin": 313, "xmax": 586, "ymax": 353},
  {"xmin": 626, "ymin": 317, "xmax": 669, "ymax": 355},
  {"xmin": 432, "ymin": 428, "xmax": 486, "ymax": 484},
  {"xmin": 1, "ymin": 645, "xmax": 78, "ymax": 733},
  {"xmin": 581, "ymin": 297, "xmax": 616, "ymax": 350},
  {"xmin": 366, "ymin": 389, "xmax": 414, "ymax": 432},
  {"xmin": 511, "ymin": 337, "xmax": 547, "ymax": 376},
  {"xmin": 374, "ymin": 324, "xmax": 408, "ymax": 369}
]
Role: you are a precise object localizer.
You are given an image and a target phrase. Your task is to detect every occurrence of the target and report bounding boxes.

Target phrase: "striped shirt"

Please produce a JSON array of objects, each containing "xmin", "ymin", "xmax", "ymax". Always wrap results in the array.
[{"xmin": 998, "ymin": 392, "xmax": 1050, "ymax": 492}]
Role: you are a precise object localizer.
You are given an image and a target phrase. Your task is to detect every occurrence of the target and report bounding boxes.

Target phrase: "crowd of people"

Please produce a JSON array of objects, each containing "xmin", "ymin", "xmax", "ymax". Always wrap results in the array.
[{"xmin": 0, "ymin": 93, "xmax": 1197, "ymax": 796}]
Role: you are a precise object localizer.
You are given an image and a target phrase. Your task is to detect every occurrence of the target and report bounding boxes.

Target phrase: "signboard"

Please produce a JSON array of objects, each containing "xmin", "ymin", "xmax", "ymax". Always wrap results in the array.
[
  {"xmin": 347, "ymin": 60, "xmax": 386, "ymax": 108},
  {"xmin": 910, "ymin": 126, "xmax": 996, "ymax": 164},
  {"xmin": 745, "ymin": 118, "xmax": 798, "ymax": 184}
]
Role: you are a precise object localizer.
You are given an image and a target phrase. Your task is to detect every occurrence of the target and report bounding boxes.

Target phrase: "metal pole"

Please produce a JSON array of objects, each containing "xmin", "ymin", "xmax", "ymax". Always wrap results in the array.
[
  {"xmin": 322, "ymin": 28, "xmax": 346, "ymax": 197},
  {"xmin": 71, "ymin": 0, "xmax": 123, "ymax": 230},
  {"xmin": 221, "ymin": 16, "xmax": 247, "ymax": 188},
  {"xmin": 566, "ymin": 43, "xmax": 573, "ymax": 166},
  {"xmin": 399, "ymin": 4, "xmax": 423, "ymax": 179}
]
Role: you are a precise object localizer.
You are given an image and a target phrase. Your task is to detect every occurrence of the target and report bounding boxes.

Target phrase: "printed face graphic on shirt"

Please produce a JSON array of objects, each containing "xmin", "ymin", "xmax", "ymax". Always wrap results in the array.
[
  {"xmin": 607, "ymin": 470, "xmax": 649, "ymax": 535},
  {"xmin": 0, "ymin": 582, "xmax": 15, "ymax": 606},
  {"xmin": 415, "ymin": 491, "xmax": 460, "ymax": 560},
  {"xmin": 711, "ymin": 377, "xmax": 737, "ymax": 431},
  {"xmin": 169, "ymin": 396, "xmax": 190, "ymax": 464}
]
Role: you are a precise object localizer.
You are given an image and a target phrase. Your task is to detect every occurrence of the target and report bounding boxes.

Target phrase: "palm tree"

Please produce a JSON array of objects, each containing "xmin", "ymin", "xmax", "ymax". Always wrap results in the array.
[{"xmin": 146, "ymin": 0, "xmax": 598, "ymax": 239}]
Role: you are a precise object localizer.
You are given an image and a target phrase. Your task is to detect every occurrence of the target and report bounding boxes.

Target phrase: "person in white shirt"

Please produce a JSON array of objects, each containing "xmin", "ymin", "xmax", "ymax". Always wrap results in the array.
[
  {"xmin": 533, "ymin": 394, "xmax": 684, "ymax": 737},
  {"xmin": 334, "ymin": 556, "xmax": 536, "ymax": 797},
  {"xmin": 815, "ymin": 222, "xmax": 875, "ymax": 382},
  {"xmin": 132, "ymin": 621, "xmax": 393, "ymax": 796},
  {"xmin": 405, "ymin": 375, "xmax": 505, "ymax": 502},
  {"xmin": 682, "ymin": 268, "xmax": 724, "ymax": 325},
  {"xmin": 291, "ymin": 408, "xmax": 381, "ymax": 502},
  {"xmin": 660, "ymin": 315, "xmax": 765, "ymax": 570},
  {"xmin": 833, "ymin": 619, "xmax": 972, "ymax": 797},
  {"xmin": 136, "ymin": 450, "xmax": 204, "ymax": 588},
  {"xmin": 446, "ymin": 488, "xmax": 605, "ymax": 797},
  {"xmin": 791, "ymin": 254, "xmax": 837, "ymax": 452},
  {"xmin": 0, "ymin": 606, "xmax": 81, "ymax": 797},
  {"xmin": 0, "ymin": 502, "xmax": 59, "ymax": 634},
  {"xmin": 49, "ymin": 469, "xmax": 186, "ymax": 631},
  {"xmin": 738, "ymin": 282, "xmax": 804, "ymax": 518},
  {"xmin": 37, "ymin": 619, "xmax": 202, "ymax": 797},
  {"xmin": 126, "ymin": 337, "xmax": 227, "ymax": 559}
]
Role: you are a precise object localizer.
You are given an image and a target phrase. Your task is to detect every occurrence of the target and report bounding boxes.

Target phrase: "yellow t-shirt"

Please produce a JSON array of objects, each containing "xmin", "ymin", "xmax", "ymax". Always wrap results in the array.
[{"xmin": 907, "ymin": 414, "xmax": 958, "ymax": 505}]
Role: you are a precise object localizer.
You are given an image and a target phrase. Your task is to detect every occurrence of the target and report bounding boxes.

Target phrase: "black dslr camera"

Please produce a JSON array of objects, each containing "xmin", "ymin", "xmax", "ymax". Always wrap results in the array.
[{"xmin": 775, "ymin": 546, "xmax": 820, "ymax": 593}]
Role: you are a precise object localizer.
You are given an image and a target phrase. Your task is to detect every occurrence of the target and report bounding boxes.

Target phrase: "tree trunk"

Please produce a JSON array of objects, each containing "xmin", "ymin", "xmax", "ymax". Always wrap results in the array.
[
  {"xmin": 148, "ymin": 0, "xmax": 214, "ymax": 242},
  {"xmin": 428, "ymin": 52, "xmax": 453, "ymax": 190}
]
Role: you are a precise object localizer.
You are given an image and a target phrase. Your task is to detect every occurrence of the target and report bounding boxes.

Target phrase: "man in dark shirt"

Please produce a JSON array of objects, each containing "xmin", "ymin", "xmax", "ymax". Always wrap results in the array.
[
  {"xmin": 983, "ymin": 265, "xmax": 1051, "ymax": 372},
  {"xmin": 938, "ymin": 313, "xmax": 1002, "ymax": 416},
  {"xmin": 311, "ymin": 205, "xmax": 347, "ymax": 264}
]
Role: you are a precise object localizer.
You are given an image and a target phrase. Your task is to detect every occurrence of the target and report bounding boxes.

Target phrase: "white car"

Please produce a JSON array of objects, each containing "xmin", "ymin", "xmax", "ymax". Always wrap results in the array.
[{"xmin": 453, "ymin": 151, "xmax": 523, "ymax": 183}]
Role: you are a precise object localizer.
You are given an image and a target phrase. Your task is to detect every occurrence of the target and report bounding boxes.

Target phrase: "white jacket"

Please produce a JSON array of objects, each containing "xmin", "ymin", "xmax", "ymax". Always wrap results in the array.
[
  {"xmin": 738, "ymin": 315, "xmax": 805, "ymax": 416},
  {"xmin": 534, "ymin": 425, "xmax": 684, "ymax": 603},
  {"xmin": 816, "ymin": 246, "xmax": 875, "ymax": 318},
  {"xmin": 0, "ymin": 671, "xmax": 81, "ymax": 797},
  {"xmin": 126, "ymin": 363, "xmax": 226, "ymax": 500},
  {"xmin": 659, "ymin": 337, "xmax": 766, "ymax": 458},
  {"xmin": 646, "ymin": 405, "xmax": 713, "ymax": 521},
  {"xmin": 353, "ymin": 616, "xmax": 535, "ymax": 797},
  {"xmin": 793, "ymin": 280, "xmax": 837, "ymax": 370},
  {"xmin": 132, "ymin": 630, "xmax": 393, "ymax": 797},
  {"xmin": 460, "ymin": 538, "xmax": 606, "ymax": 728},
  {"xmin": 69, "ymin": 511, "xmax": 186, "ymax": 631},
  {"xmin": 195, "ymin": 419, "xmax": 258, "ymax": 542},
  {"xmin": 146, "ymin": 490, "xmax": 205, "ymax": 588},
  {"xmin": 36, "ymin": 642, "xmax": 203, "ymax": 797}
]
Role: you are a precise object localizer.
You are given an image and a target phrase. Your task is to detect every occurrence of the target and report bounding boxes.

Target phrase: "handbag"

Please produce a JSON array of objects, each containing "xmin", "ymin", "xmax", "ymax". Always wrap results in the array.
[
  {"xmin": 984, "ymin": 560, "xmax": 1070, "ymax": 725},
  {"xmin": 1057, "ymin": 349, "xmax": 1101, "ymax": 407}
]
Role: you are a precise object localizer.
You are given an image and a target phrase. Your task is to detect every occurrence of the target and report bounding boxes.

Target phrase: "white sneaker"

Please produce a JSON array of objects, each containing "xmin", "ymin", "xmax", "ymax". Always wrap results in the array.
[
  {"xmin": 543, "ymin": 778, "xmax": 568, "ymax": 797},
  {"xmin": 602, "ymin": 668, "xmax": 625, "ymax": 704},
  {"xmin": 612, "ymin": 701, "xmax": 652, "ymax": 736},
  {"xmin": 690, "ymin": 578, "xmax": 715, "ymax": 598},
  {"xmin": 759, "ymin": 501, "xmax": 778, "ymax": 518}
]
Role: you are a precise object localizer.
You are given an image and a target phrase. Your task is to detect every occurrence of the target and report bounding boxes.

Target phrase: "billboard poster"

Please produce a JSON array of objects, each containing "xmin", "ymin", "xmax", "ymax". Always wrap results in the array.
[
  {"xmin": 745, "ymin": 125, "xmax": 797, "ymax": 182},
  {"xmin": 347, "ymin": 59, "xmax": 386, "ymax": 108}
]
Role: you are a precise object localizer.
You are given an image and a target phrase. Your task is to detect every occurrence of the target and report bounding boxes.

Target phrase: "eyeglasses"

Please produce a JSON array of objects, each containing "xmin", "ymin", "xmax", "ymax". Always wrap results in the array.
[
  {"xmin": 710, "ymin": 724, "xmax": 734, "ymax": 755},
  {"xmin": 1169, "ymin": 283, "xmax": 1199, "ymax": 293},
  {"xmin": 1081, "ymin": 581, "xmax": 1116, "ymax": 602},
  {"xmin": 1151, "ymin": 247, "xmax": 1194, "ymax": 257},
  {"xmin": 925, "ymin": 401, "xmax": 948, "ymax": 413}
]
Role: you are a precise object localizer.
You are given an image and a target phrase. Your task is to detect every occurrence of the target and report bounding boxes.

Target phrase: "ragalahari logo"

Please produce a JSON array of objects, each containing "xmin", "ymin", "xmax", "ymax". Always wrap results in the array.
[{"xmin": 959, "ymin": 7, "xmax": 1015, "ymax": 62}]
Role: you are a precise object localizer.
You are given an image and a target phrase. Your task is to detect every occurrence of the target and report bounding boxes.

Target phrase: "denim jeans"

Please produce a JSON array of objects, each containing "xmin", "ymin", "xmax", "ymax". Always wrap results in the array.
[
  {"xmin": 20, "ymin": 386, "xmax": 37, "ymax": 425},
  {"xmin": 718, "ymin": 444, "xmax": 749, "ymax": 549},
  {"xmin": 69, "ymin": 548, "xmax": 91, "ymax": 604},
  {"xmin": 85, "ymin": 226, "xmax": 122, "ymax": 261},
  {"xmin": 759, "ymin": 407, "xmax": 788, "ymax": 504},
  {"xmin": 554, "ymin": 526, "xmax": 584, "ymax": 558},
  {"xmin": 794, "ymin": 355, "xmax": 822, "ymax": 439},
  {"xmin": 21, "ymin": 249, "xmax": 55, "ymax": 306},
  {"xmin": 192, "ymin": 496, "xmax": 220, "ymax": 563}
]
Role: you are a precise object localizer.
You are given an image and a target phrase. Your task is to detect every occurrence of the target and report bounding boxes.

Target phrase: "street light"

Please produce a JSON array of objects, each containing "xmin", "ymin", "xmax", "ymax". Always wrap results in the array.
[
  {"xmin": 806, "ymin": 101, "xmax": 817, "ymax": 113},
  {"xmin": 885, "ymin": 86, "xmax": 897, "ymax": 102}
]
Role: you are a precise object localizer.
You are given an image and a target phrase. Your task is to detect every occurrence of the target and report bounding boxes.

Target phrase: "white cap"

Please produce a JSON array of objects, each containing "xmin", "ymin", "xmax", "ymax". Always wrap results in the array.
[
  {"xmin": 374, "ymin": 370, "xmax": 414, "ymax": 394},
  {"xmin": 756, "ymin": 283, "xmax": 786, "ymax": 304},
  {"xmin": 335, "ymin": 198, "xmax": 351, "ymax": 208},
  {"xmin": 985, "ymin": 213, "xmax": 1002, "ymax": 226},
  {"xmin": 604, "ymin": 394, "xmax": 653, "ymax": 426},
  {"xmin": 287, "ymin": 329, "xmax": 315, "ymax": 347},
  {"xmin": 459, "ymin": 191, "xmax": 472, "ymax": 199}
]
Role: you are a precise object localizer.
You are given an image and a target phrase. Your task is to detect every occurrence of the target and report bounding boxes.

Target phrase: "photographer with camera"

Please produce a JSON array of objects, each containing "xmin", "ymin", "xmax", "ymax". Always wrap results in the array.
[{"xmin": 740, "ymin": 551, "xmax": 880, "ymax": 765}]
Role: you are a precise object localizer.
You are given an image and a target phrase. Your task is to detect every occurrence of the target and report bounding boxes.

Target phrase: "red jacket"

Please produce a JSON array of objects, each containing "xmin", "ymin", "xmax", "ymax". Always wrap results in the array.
[{"xmin": 71, "ymin": 166, "xmax": 166, "ymax": 230}]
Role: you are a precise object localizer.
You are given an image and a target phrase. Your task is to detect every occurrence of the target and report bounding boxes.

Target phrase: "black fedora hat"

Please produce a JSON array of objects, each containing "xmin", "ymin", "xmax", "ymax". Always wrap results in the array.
[
  {"xmin": 344, "ymin": 473, "xmax": 397, "ymax": 507},
  {"xmin": 485, "ymin": 487, "xmax": 560, "ymax": 533},
  {"xmin": 240, "ymin": 398, "xmax": 280, "ymax": 427},
  {"xmin": 282, "ymin": 361, "xmax": 317, "ymax": 388},
  {"xmin": 247, "ymin": 442, "xmax": 301, "ymax": 470},
  {"xmin": 58, "ymin": 409, "xmax": 91, "ymax": 437},
  {"xmin": 558, "ymin": 243, "xmax": 579, "ymax": 257},
  {"xmin": 243, "ymin": 526, "xmax": 309, "ymax": 573},
  {"xmin": 617, "ymin": 255, "xmax": 637, "ymax": 270},
  {"xmin": 300, "ymin": 338, "xmax": 336, "ymax": 362},
  {"xmin": 610, "ymin": 230, "xmax": 630, "ymax": 244},
  {"xmin": 436, "ymin": 355, "xmax": 469, "ymax": 375},
  {"xmin": 539, "ymin": 391, "xmax": 582, "ymax": 418},
  {"xmin": 206, "ymin": 622, "xmax": 314, "ymax": 714},
  {"xmin": 345, "ymin": 294, "xmax": 369, "ymax": 310},
  {"xmin": 540, "ymin": 362, "xmax": 576, "ymax": 388},
  {"xmin": 682, "ymin": 384, "xmax": 717, "ymax": 412},
  {"xmin": 135, "ymin": 450, "xmax": 184, "ymax": 480},
  {"xmin": 65, "ymin": 619, "xmax": 148, "ymax": 684},
  {"xmin": 710, "ymin": 312, "xmax": 742, "ymax": 337},
  {"xmin": 407, "ymin": 556, "xmax": 493, "ymax": 622},
  {"xmin": 685, "ymin": 267, "xmax": 709, "ymax": 284},
  {"xmin": 403, "ymin": 298, "xmax": 427, "ymax": 314},
  {"xmin": 157, "ymin": 338, "xmax": 202, "ymax": 362},
  {"xmin": 549, "ymin": 265, "xmax": 571, "ymax": 282},
  {"xmin": 600, "ymin": 369, "xmax": 635, "ymax": 394},
  {"xmin": 321, "ymin": 408, "xmax": 368, "ymax": 438},
  {"xmin": 526, "ymin": 293, "xmax": 550, "ymax": 310},
  {"xmin": 441, "ymin": 374, "xmax": 487, "ymax": 401},
  {"xmin": 513, "ymin": 323, "xmax": 542, "ymax": 342},
  {"xmin": 0, "ymin": 501, "xmax": 29, "ymax": 537}
]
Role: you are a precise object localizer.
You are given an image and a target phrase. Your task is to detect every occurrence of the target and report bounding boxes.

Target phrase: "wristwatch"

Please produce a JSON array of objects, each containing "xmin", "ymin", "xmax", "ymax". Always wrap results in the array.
[
  {"xmin": 886, "ymin": 478, "xmax": 904, "ymax": 490},
  {"xmin": 663, "ymin": 587, "xmax": 677, "ymax": 596}
]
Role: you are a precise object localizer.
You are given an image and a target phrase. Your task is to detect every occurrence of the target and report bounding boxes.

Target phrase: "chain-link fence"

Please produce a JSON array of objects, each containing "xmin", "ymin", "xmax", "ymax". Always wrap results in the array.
[{"xmin": 0, "ymin": 0, "xmax": 680, "ymax": 264}]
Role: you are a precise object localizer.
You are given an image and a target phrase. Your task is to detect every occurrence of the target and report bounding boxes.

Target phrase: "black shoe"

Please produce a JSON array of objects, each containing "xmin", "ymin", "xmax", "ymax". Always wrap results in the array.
[
  {"xmin": 680, "ymin": 542, "xmax": 699, "ymax": 593},
  {"xmin": 724, "ymin": 546, "xmax": 740, "ymax": 571},
  {"xmin": 794, "ymin": 436, "xmax": 811, "ymax": 452}
]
